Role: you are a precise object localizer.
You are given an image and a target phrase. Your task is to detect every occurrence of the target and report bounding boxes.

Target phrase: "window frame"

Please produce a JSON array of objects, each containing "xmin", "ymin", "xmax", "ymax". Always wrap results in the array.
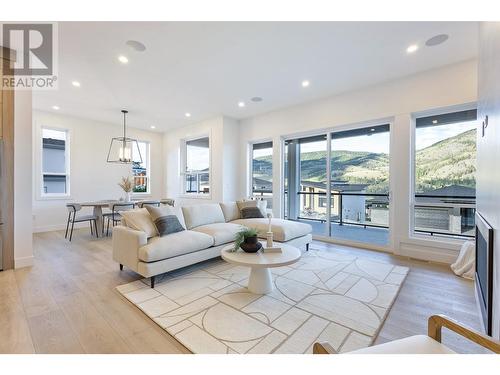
[
  {"xmin": 131, "ymin": 140, "xmax": 151, "ymax": 196},
  {"xmin": 38, "ymin": 125, "xmax": 71, "ymax": 200},
  {"xmin": 249, "ymin": 139, "xmax": 274, "ymax": 201},
  {"xmin": 180, "ymin": 134, "xmax": 212, "ymax": 199},
  {"xmin": 410, "ymin": 104, "xmax": 477, "ymax": 242}
]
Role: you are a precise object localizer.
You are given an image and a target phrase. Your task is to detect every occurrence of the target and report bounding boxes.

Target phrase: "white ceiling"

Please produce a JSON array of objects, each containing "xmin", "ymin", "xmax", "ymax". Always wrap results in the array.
[{"xmin": 33, "ymin": 22, "xmax": 479, "ymax": 131}]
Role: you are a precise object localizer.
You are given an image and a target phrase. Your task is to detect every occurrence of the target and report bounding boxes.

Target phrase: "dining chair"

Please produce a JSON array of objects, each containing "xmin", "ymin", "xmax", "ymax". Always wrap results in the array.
[
  {"xmin": 160, "ymin": 198, "xmax": 175, "ymax": 207},
  {"xmin": 65, "ymin": 203, "xmax": 99, "ymax": 241},
  {"xmin": 137, "ymin": 200, "xmax": 161, "ymax": 208},
  {"xmin": 103, "ymin": 202, "xmax": 135, "ymax": 236}
]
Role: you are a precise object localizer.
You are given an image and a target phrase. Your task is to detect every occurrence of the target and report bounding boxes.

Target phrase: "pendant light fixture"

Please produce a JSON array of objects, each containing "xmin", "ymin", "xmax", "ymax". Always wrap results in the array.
[{"xmin": 107, "ymin": 110, "xmax": 142, "ymax": 164}]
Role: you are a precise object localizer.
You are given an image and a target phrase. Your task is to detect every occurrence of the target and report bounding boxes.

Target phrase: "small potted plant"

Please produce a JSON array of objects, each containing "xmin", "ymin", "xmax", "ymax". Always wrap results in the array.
[
  {"xmin": 233, "ymin": 228, "xmax": 262, "ymax": 253},
  {"xmin": 118, "ymin": 176, "xmax": 134, "ymax": 202}
]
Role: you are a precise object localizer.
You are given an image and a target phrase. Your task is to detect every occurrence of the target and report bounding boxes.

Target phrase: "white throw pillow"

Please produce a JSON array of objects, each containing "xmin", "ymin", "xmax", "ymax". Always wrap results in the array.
[
  {"xmin": 120, "ymin": 208, "xmax": 158, "ymax": 238},
  {"xmin": 220, "ymin": 202, "xmax": 240, "ymax": 222}
]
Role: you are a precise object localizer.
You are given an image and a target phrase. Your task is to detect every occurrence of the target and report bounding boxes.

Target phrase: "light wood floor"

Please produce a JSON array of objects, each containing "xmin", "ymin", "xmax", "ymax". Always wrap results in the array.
[{"xmin": 0, "ymin": 229, "xmax": 488, "ymax": 354}]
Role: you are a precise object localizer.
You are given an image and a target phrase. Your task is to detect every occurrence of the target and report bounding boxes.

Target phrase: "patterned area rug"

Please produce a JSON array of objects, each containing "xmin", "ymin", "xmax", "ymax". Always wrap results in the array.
[{"xmin": 116, "ymin": 246, "xmax": 409, "ymax": 354}]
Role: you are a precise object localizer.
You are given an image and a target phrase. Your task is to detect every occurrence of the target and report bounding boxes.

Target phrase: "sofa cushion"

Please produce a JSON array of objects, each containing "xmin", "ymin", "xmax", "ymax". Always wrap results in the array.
[
  {"xmin": 119, "ymin": 208, "xmax": 158, "ymax": 238},
  {"xmin": 220, "ymin": 202, "xmax": 240, "ymax": 222},
  {"xmin": 192, "ymin": 222, "xmax": 246, "ymax": 246},
  {"xmin": 182, "ymin": 204, "xmax": 226, "ymax": 229},
  {"xmin": 231, "ymin": 218, "xmax": 312, "ymax": 242},
  {"xmin": 138, "ymin": 230, "xmax": 214, "ymax": 262},
  {"xmin": 146, "ymin": 205, "xmax": 185, "ymax": 236},
  {"xmin": 348, "ymin": 335, "xmax": 456, "ymax": 354}
]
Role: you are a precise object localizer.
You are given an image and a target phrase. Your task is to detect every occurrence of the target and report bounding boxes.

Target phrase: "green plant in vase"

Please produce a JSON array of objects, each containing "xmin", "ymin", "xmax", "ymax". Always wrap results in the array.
[{"xmin": 233, "ymin": 228, "xmax": 259, "ymax": 252}]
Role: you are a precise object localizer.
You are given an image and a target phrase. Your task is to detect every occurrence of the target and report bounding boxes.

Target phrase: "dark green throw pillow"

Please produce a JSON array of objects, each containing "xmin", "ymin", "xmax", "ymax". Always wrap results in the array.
[
  {"xmin": 240, "ymin": 206, "xmax": 264, "ymax": 219},
  {"xmin": 146, "ymin": 206, "xmax": 185, "ymax": 236}
]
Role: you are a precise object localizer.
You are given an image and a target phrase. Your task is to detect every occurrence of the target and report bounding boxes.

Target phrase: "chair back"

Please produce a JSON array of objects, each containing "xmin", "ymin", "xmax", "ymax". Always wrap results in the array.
[
  {"xmin": 66, "ymin": 203, "xmax": 82, "ymax": 213},
  {"xmin": 160, "ymin": 199, "xmax": 175, "ymax": 207},
  {"xmin": 111, "ymin": 202, "xmax": 135, "ymax": 213},
  {"xmin": 138, "ymin": 200, "xmax": 160, "ymax": 208}
]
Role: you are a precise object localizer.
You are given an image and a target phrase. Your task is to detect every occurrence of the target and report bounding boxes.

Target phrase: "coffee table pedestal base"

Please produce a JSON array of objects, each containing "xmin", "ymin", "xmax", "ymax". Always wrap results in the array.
[{"xmin": 248, "ymin": 267, "xmax": 273, "ymax": 294}]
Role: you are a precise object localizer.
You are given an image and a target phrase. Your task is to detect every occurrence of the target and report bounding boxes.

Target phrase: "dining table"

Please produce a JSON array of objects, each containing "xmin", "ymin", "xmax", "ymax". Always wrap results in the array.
[
  {"xmin": 79, "ymin": 199, "xmax": 174, "ymax": 235},
  {"xmin": 80, "ymin": 200, "xmax": 120, "ymax": 235}
]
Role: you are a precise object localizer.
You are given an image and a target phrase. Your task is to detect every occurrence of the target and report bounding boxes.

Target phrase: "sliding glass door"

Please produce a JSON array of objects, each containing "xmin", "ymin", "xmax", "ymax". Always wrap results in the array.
[
  {"xmin": 284, "ymin": 135, "xmax": 328, "ymax": 236},
  {"xmin": 330, "ymin": 125, "xmax": 390, "ymax": 246},
  {"xmin": 285, "ymin": 124, "xmax": 390, "ymax": 247}
]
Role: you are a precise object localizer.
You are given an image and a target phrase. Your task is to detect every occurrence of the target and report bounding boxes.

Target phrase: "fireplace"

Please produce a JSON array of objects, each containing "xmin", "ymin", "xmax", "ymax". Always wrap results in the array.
[{"xmin": 475, "ymin": 212, "xmax": 494, "ymax": 335}]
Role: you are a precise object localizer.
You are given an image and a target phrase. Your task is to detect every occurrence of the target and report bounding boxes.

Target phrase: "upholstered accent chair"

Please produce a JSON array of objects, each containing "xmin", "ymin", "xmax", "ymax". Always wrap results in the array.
[{"xmin": 313, "ymin": 315, "xmax": 500, "ymax": 354}]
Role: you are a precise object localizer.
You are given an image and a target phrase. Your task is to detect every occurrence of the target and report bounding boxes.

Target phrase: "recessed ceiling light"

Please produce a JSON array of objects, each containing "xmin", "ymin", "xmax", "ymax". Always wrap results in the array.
[
  {"xmin": 238, "ymin": 101, "xmax": 245, "ymax": 108},
  {"xmin": 432, "ymin": 120, "xmax": 438, "ymax": 124},
  {"xmin": 406, "ymin": 44, "xmax": 419, "ymax": 54},
  {"xmin": 370, "ymin": 128, "xmax": 375, "ymax": 132},
  {"xmin": 251, "ymin": 97, "xmax": 263, "ymax": 102},
  {"xmin": 118, "ymin": 55, "xmax": 129, "ymax": 64},
  {"xmin": 72, "ymin": 81, "xmax": 81, "ymax": 87},
  {"xmin": 185, "ymin": 112, "xmax": 191, "ymax": 118},
  {"xmin": 426, "ymin": 34, "xmax": 449, "ymax": 47},
  {"xmin": 126, "ymin": 40, "xmax": 147, "ymax": 52},
  {"xmin": 52, "ymin": 105, "xmax": 60, "ymax": 110},
  {"xmin": 301, "ymin": 80, "xmax": 310, "ymax": 87},
  {"xmin": 150, "ymin": 125, "xmax": 156, "ymax": 129}
]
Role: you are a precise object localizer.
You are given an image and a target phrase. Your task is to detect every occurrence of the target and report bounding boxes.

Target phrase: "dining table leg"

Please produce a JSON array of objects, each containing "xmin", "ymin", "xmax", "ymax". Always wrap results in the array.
[{"xmin": 93, "ymin": 206, "xmax": 104, "ymax": 235}]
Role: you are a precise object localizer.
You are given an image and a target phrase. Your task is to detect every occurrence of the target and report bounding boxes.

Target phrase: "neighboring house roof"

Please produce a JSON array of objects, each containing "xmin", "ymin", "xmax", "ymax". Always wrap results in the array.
[
  {"xmin": 42, "ymin": 138, "xmax": 65, "ymax": 150},
  {"xmin": 253, "ymin": 177, "xmax": 272, "ymax": 193},
  {"xmin": 419, "ymin": 185, "xmax": 476, "ymax": 197}
]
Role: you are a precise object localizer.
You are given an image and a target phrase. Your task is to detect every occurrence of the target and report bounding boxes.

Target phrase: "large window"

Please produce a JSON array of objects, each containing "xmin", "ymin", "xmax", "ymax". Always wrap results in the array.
[
  {"xmin": 284, "ymin": 126, "xmax": 390, "ymax": 247},
  {"xmin": 132, "ymin": 141, "xmax": 150, "ymax": 194},
  {"xmin": 251, "ymin": 141, "xmax": 273, "ymax": 209},
  {"xmin": 41, "ymin": 127, "xmax": 70, "ymax": 197},
  {"xmin": 413, "ymin": 109, "xmax": 477, "ymax": 239},
  {"xmin": 182, "ymin": 136, "xmax": 210, "ymax": 195}
]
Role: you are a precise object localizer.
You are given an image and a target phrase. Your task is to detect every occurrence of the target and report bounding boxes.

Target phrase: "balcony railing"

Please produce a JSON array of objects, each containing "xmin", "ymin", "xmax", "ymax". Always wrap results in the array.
[
  {"xmin": 291, "ymin": 191, "xmax": 390, "ymax": 229},
  {"xmin": 285, "ymin": 191, "xmax": 476, "ymax": 240}
]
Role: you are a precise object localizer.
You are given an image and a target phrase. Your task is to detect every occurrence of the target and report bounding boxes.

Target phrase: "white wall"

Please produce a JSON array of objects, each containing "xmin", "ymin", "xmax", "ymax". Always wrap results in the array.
[
  {"xmin": 163, "ymin": 115, "xmax": 240, "ymax": 205},
  {"xmin": 14, "ymin": 90, "xmax": 34, "ymax": 268},
  {"xmin": 237, "ymin": 60, "xmax": 478, "ymax": 263},
  {"xmin": 32, "ymin": 111, "xmax": 164, "ymax": 232},
  {"xmin": 477, "ymin": 22, "xmax": 500, "ymax": 339}
]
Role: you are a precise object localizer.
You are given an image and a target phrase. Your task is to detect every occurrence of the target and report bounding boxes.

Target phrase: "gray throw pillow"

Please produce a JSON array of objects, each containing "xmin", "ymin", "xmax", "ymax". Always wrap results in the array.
[
  {"xmin": 240, "ymin": 206, "xmax": 264, "ymax": 219},
  {"xmin": 146, "ymin": 206, "xmax": 185, "ymax": 236}
]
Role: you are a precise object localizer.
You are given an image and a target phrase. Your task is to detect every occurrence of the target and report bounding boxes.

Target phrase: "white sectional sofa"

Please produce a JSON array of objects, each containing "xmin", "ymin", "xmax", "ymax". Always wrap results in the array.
[{"xmin": 112, "ymin": 202, "xmax": 312, "ymax": 287}]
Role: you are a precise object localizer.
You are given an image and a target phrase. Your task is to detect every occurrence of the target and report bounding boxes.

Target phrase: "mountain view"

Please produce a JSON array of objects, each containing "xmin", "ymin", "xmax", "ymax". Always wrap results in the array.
[{"xmin": 254, "ymin": 129, "xmax": 476, "ymax": 194}]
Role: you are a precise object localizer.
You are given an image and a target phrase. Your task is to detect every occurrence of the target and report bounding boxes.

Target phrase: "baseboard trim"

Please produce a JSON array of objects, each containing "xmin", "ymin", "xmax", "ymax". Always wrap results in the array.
[
  {"xmin": 398, "ymin": 242, "xmax": 459, "ymax": 264},
  {"xmin": 34, "ymin": 222, "xmax": 87, "ymax": 233},
  {"xmin": 15, "ymin": 255, "xmax": 34, "ymax": 268}
]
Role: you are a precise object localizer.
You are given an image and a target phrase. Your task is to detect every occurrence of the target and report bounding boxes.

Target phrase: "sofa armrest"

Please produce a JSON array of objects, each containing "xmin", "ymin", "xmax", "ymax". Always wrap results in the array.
[
  {"xmin": 428, "ymin": 314, "xmax": 500, "ymax": 353},
  {"xmin": 112, "ymin": 225, "xmax": 148, "ymax": 273}
]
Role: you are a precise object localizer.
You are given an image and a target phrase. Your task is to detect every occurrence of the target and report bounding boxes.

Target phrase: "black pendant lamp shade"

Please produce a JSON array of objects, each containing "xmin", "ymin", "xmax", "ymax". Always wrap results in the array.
[{"xmin": 107, "ymin": 110, "xmax": 143, "ymax": 164}]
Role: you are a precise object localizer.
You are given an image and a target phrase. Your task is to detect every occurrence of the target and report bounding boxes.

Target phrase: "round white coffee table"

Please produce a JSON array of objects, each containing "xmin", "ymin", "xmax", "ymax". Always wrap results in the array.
[{"xmin": 221, "ymin": 243, "xmax": 301, "ymax": 294}]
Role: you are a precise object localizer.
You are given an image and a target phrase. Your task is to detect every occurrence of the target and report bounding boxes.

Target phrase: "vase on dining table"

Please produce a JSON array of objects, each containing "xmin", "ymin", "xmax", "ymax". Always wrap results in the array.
[{"xmin": 125, "ymin": 192, "xmax": 131, "ymax": 202}]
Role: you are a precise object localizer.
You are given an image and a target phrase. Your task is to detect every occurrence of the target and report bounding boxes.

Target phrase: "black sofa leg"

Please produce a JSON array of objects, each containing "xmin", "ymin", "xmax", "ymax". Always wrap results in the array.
[
  {"xmin": 150, "ymin": 276, "xmax": 155, "ymax": 289},
  {"xmin": 119, "ymin": 264, "xmax": 123, "ymax": 271},
  {"xmin": 306, "ymin": 243, "xmax": 309, "ymax": 251}
]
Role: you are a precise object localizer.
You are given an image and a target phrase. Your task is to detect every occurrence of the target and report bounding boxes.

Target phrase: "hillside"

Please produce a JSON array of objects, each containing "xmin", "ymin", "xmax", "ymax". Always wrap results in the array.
[{"xmin": 253, "ymin": 128, "xmax": 476, "ymax": 193}]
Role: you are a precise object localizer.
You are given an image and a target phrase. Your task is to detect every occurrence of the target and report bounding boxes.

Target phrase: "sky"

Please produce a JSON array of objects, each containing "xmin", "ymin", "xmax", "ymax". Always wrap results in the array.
[
  {"xmin": 295, "ymin": 120, "xmax": 477, "ymax": 154},
  {"xmin": 42, "ymin": 128, "xmax": 66, "ymax": 140},
  {"xmin": 187, "ymin": 145, "xmax": 210, "ymax": 171},
  {"xmin": 415, "ymin": 120, "xmax": 476, "ymax": 150}
]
